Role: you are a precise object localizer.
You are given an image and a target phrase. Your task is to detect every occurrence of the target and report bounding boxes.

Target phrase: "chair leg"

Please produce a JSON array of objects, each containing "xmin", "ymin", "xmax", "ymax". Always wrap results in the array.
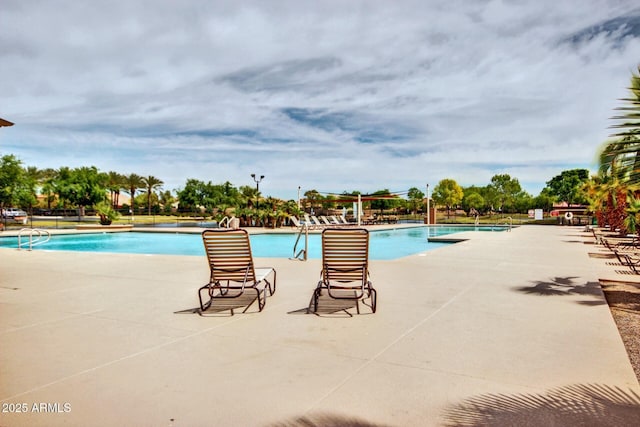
[
  {"xmin": 198, "ymin": 284, "xmax": 213, "ymax": 311},
  {"xmin": 265, "ymin": 279, "xmax": 275, "ymax": 296},
  {"xmin": 269, "ymin": 270, "xmax": 277, "ymax": 295},
  {"xmin": 369, "ymin": 288, "xmax": 377, "ymax": 313},
  {"xmin": 257, "ymin": 287, "xmax": 265, "ymax": 311}
]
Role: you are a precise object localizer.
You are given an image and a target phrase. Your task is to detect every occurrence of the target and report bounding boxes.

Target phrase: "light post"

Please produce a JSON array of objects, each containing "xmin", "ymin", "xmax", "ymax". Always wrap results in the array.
[
  {"xmin": 251, "ymin": 173, "xmax": 264, "ymax": 209},
  {"xmin": 426, "ymin": 183, "xmax": 430, "ymax": 225},
  {"xmin": 297, "ymin": 186, "xmax": 301, "ymax": 210}
]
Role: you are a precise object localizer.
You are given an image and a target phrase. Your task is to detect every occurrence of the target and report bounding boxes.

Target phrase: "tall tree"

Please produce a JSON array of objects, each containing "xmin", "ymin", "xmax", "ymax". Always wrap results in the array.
[
  {"xmin": 22, "ymin": 166, "xmax": 42, "ymax": 214},
  {"xmin": 304, "ymin": 189, "xmax": 322, "ymax": 212},
  {"xmin": 54, "ymin": 166, "xmax": 107, "ymax": 217},
  {"xmin": 123, "ymin": 173, "xmax": 144, "ymax": 214},
  {"xmin": 432, "ymin": 179, "xmax": 464, "ymax": 218},
  {"xmin": 545, "ymin": 169, "xmax": 590, "ymax": 206},
  {"xmin": 463, "ymin": 192, "xmax": 486, "ymax": 215},
  {"xmin": 39, "ymin": 168, "xmax": 58, "ymax": 210},
  {"xmin": 141, "ymin": 175, "xmax": 164, "ymax": 215},
  {"xmin": 0, "ymin": 154, "xmax": 33, "ymax": 210},
  {"xmin": 239, "ymin": 185, "xmax": 259, "ymax": 209},
  {"xmin": 370, "ymin": 189, "xmax": 400, "ymax": 213},
  {"xmin": 533, "ymin": 188, "xmax": 556, "ymax": 212},
  {"xmin": 106, "ymin": 171, "xmax": 125, "ymax": 209},
  {"xmin": 407, "ymin": 187, "xmax": 425, "ymax": 214},
  {"xmin": 159, "ymin": 190, "xmax": 176, "ymax": 213},
  {"xmin": 176, "ymin": 179, "xmax": 233, "ymax": 214},
  {"xmin": 490, "ymin": 174, "xmax": 522, "ymax": 212}
]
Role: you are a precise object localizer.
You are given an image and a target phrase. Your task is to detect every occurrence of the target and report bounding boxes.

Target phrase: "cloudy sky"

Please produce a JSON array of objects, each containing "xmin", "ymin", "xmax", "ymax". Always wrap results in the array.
[{"xmin": 1, "ymin": 0, "xmax": 639, "ymax": 200}]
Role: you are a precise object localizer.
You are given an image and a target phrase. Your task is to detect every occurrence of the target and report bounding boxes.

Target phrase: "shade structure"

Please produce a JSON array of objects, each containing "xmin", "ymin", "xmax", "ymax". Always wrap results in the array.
[{"xmin": 0, "ymin": 118, "xmax": 14, "ymax": 127}]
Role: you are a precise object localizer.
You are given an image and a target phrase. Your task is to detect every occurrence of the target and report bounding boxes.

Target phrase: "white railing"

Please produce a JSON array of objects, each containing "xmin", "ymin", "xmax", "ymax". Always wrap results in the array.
[
  {"xmin": 218, "ymin": 216, "xmax": 233, "ymax": 228},
  {"xmin": 492, "ymin": 216, "xmax": 513, "ymax": 231},
  {"xmin": 496, "ymin": 216, "xmax": 513, "ymax": 232},
  {"xmin": 17, "ymin": 228, "xmax": 51, "ymax": 250}
]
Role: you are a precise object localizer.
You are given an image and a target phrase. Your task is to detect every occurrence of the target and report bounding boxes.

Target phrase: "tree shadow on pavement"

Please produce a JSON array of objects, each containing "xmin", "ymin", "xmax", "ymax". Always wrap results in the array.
[
  {"xmin": 268, "ymin": 413, "xmax": 390, "ymax": 427},
  {"xmin": 514, "ymin": 276, "xmax": 606, "ymax": 306},
  {"xmin": 441, "ymin": 383, "xmax": 640, "ymax": 426}
]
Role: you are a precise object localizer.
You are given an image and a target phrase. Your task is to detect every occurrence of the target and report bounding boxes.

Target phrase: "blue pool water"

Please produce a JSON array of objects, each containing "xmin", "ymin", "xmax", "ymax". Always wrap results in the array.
[{"xmin": 0, "ymin": 226, "xmax": 505, "ymax": 260}]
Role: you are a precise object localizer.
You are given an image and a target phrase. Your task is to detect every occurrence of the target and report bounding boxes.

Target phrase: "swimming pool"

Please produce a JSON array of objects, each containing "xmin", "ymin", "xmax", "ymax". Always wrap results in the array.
[{"xmin": 0, "ymin": 226, "xmax": 504, "ymax": 260}]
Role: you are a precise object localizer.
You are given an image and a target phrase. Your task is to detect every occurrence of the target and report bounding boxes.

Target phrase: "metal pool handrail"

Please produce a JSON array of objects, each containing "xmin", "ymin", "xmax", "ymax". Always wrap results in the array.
[
  {"xmin": 491, "ymin": 217, "xmax": 513, "ymax": 231},
  {"xmin": 17, "ymin": 228, "xmax": 51, "ymax": 250},
  {"xmin": 291, "ymin": 223, "xmax": 309, "ymax": 261}
]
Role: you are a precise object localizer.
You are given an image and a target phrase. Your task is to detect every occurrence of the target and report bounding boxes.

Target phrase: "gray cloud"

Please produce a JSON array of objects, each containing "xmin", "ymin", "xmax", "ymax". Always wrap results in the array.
[{"xmin": 1, "ymin": 0, "xmax": 639, "ymax": 199}]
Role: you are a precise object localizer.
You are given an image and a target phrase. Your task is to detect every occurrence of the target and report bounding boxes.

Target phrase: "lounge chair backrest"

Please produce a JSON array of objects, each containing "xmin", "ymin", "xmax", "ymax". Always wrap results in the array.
[
  {"xmin": 202, "ymin": 229, "xmax": 255, "ymax": 283},
  {"xmin": 322, "ymin": 228, "xmax": 369, "ymax": 283}
]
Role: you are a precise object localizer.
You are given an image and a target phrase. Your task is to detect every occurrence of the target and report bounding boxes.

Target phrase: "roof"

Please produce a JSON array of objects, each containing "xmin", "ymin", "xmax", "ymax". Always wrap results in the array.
[{"xmin": 0, "ymin": 117, "xmax": 14, "ymax": 127}]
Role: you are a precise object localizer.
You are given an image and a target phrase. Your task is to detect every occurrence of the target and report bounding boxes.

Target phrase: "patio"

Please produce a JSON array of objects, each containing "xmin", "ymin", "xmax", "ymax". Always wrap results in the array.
[{"xmin": 1, "ymin": 225, "xmax": 638, "ymax": 426}]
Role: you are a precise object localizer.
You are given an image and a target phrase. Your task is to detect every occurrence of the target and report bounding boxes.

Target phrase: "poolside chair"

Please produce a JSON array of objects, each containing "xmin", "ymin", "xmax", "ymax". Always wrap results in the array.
[
  {"xmin": 311, "ymin": 215, "xmax": 325, "ymax": 228},
  {"xmin": 338, "ymin": 216, "xmax": 354, "ymax": 226},
  {"xmin": 319, "ymin": 216, "xmax": 333, "ymax": 226},
  {"xmin": 332, "ymin": 215, "xmax": 356, "ymax": 227},
  {"xmin": 198, "ymin": 229, "xmax": 276, "ymax": 314},
  {"xmin": 304, "ymin": 214, "xmax": 322, "ymax": 230},
  {"xmin": 329, "ymin": 216, "xmax": 342, "ymax": 225},
  {"xmin": 311, "ymin": 228, "xmax": 376, "ymax": 314},
  {"xmin": 290, "ymin": 215, "xmax": 305, "ymax": 229}
]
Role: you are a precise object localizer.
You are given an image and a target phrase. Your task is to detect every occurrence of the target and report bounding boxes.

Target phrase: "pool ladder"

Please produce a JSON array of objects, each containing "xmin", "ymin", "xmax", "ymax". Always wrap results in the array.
[
  {"xmin": 17, "ymin": 228, "xmax": 51, "ymax": 250},
  {"xmin": 291, "ymin": 223, "xmax": 309, "ymax": 261},
  {"xmin": 218, "ymin": 216, "xmax": 238, "ymax": 229},
  {"xmin": 495, "ymin": 217, "xmax": 513, "ymax": 232}
]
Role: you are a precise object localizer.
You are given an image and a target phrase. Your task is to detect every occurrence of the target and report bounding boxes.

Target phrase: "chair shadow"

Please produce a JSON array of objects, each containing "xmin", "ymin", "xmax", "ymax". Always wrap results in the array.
[
  {"xmin": 287, "ymin": 294, "xmax": 375, "ymax": 317},
  {"xmin": 588, "ymin": 252, "xmax": 616, "ymax": 259},
  {"xmin": 601, "ymin": 286, "xmax": 640, "ymax": 312},
  {"xmin": 440, "ymin": 383, "xmax": 640, "ymax": 426},
  {"xmin": 514, "ymin": 276, "xmax": 606, "ymax": 306},
  {"xmin": 174, "ymin": 293, "xmax": 264, "ymax": 317}
]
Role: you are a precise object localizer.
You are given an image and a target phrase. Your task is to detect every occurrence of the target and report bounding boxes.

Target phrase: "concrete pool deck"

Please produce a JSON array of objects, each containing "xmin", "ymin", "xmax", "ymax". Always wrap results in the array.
[{"xmin": 1, "ymin": 225, "xmax": 639, "ymax": 426}]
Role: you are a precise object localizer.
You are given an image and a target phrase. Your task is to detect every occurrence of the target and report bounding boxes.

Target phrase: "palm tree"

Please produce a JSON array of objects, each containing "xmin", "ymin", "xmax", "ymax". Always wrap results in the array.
[
  {"xmin": 304, "ymin": 189, "xmax": 322, "ymax": 213},
  {"xmin": 141, "ymin": 175, "xmax": 164, "ymax": 215},
  {"xmin": 239, "ymin": 185, "xmax": 258, "ymax": 209},
  {"xmin": 605, "ymin": 178, "xmax": 630, "ymax": 235},
  {"xmin": 599, "ymin": 66, "xmax": 640, "ymax": 184},
  {"xmin": 625, "ymin": 196, "xmax": 640, "ymax": 235},
  {"xmin": 21, "ymin": 166, "xmax": 41, "ymax": 215},
  {"xmin": 106, "ymin": 171, "xmax": 124, "ymax": 209},
  {"xmin": 583, "ymin": 175, "xmax": 608, "ymax": 227},
  {"xmin": 39, "ymin": 168, "xmax": 58, "ymax": 211},
  {"xmin": 123, "ymin": 173, "xmax": 144, "ymax": 215},
  {"xmin": 586, "ymin": 175, "xmax": 632, "ymax": 235}
]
